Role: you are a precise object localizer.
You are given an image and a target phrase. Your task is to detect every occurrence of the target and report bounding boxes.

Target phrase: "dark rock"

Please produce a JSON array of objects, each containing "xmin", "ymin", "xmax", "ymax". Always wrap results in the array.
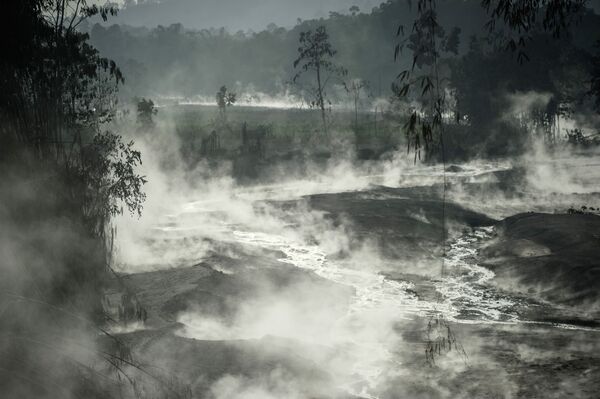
[{"xmin": 482, "ymin": 212, "xmax": 600, "ymax": 310}]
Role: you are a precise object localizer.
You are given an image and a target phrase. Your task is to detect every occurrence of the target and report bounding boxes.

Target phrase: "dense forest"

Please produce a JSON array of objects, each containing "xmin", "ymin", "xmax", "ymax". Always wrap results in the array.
[{"xmin": 87, "ymin": 0, "xmax": 599, "ymax": 98}]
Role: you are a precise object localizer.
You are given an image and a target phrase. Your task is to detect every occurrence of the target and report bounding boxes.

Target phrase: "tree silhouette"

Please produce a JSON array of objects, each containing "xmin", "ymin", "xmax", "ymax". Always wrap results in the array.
[
  {"xmin": 344, "ymin": 78, "xmax": 369, "ymax": 129},
  {"xmin": 0, "ymin": 2, "xmax": 158, "ymax": 397},
  {"xmin": 0, "ymin": 0, "xmax": 147, "ymax": 383},
  {"xmin": 216, "ymin": 85, "xmax": 236, "ymax": 126},
  {"xmin": 482, "ymin": 0, "xmax": 588, "ymax": 61},
  {"xmin": 591, "ymin": 41, "xmax": 600, "ymax": 113},
  {"xmin": 394, "ymin": 7, "xmax": 459, "ymax": 162},
  {"xmin": 293, "ymin": 26, "xmax": 347, "ymax": 134},
  {"xmin": 393, "ymin": 0, "xmax": 592, "ymax": 367},
  {"xmin": 136, "ymin": 98, "xmax": 157, "ymax": 131}
]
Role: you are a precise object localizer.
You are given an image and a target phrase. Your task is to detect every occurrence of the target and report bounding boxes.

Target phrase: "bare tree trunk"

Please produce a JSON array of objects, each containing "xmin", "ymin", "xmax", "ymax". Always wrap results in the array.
[
  {"xmin": 316, "ymin": 63, "xmax": 327, "ymax": 134},
  {"xmin": 373, "ymin": 106, "xmax": 378, "ymax": 135},
  {"xmin": 354, "ymin": 94, "xmax": 358, "ymax": 129}
]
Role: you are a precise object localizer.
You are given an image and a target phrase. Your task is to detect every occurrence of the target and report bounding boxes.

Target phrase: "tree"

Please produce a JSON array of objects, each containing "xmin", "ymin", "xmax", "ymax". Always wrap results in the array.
[
  {"xmin": 293, "ymin": 26, "xmax": 347, "ymax": 134},
  {"xmin": 591, "ymin": 41, "xmax": 600, "ymax": 113},
  {"xmin": 393, "ymin": 0, "xmax": 592, "ymax": 366},
  {"xmin": 482, "ymin": 0, "xmax": 588, "ymax": 61},
  {"xmin": 393, "ymin": 1, "xmax": 465, "ymax": 366},
  {"xmin": 0, "ymin": 0, "xmax": 146, "ymax": 228},
  {"xmin": 394, "ymin": 8, "xmax": 460, "ymax": 162},
  {"xmin": 0, "ymin": 2, "xmax": 149, "ymax": 396},
  {"xmin": 394, "ymin": 0, "xmax": 591, "ymax": 159},
  {"xmin": 344, "ymin": 78, "xmax": 369, "ymax": 129},
  {"xmin": 216, "ymin": 85, "xmax": 236, "ymax": 125},
  {"xmin": 1, "ymin": 1, "xmax": 121, "ymax": 159},
  {"xmin": 136, "ymin": 97, "xmax": 157, "ymax": 130}
]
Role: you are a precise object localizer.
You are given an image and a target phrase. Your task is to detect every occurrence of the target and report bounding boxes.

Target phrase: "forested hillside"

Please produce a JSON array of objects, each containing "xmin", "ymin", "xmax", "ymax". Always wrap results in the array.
[{"xmin": 88, "ymin": 0, "xmax": 600, "ymax": 101}]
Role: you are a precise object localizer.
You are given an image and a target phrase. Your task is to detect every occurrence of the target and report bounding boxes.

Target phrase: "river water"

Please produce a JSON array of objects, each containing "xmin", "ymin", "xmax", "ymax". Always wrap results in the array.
[{"xmin": 118, "ymin": 155, "xmax": 600, "ymax": 398}]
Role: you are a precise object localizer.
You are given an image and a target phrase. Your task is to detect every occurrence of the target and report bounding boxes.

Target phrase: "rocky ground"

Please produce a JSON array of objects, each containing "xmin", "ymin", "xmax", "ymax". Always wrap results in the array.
[{"xmin": 482, "ymin": 212, "xmax": 600, "ymax": 313}]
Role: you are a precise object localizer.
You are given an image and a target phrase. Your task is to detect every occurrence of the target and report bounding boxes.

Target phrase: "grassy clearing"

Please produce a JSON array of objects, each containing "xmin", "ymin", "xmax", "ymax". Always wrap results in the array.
[{"xmin": 162, "ymin": 104, "xmax": 406, "ymax": 161}]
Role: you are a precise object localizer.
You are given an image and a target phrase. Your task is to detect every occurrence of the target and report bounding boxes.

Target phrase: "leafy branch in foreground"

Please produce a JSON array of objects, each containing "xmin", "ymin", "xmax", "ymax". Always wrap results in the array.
[
  {"xmin": 394, "ymin": 0, "xmax": 462, "ymax": 367},
  {"xmin": 1, "ymin": 1, "xmax": 150, "ymax": 397},
  {"xmin": 85, "ymin": 132, "xmax": 147, "ymax": 219},
  {"xmin": 425, "ymin": 316, "xmax": 468, "ymax": 366},
  {"xmin": 482, "ymin": 0, "xmax": 588, "ymax": 63},
  {"xmin": 394, "ymin": 0, "xmax": 589, "ymax": 367},
  {"xmin": 394, "ymin": 1, "xmax": 459, "ymax": 161}
]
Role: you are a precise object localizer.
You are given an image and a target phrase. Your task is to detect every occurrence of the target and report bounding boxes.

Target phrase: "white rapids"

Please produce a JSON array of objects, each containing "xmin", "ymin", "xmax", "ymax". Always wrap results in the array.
[
  {"xmin": 229, "ymin": 226, "xmax": 523, "ymax": 398},
  {"xmin": 233, "ymin": 227, "xmax": 520, "ymax": 327},
  {"xmin": 437, "ymin": 227, "xmax": 522, "ymax": 324}
]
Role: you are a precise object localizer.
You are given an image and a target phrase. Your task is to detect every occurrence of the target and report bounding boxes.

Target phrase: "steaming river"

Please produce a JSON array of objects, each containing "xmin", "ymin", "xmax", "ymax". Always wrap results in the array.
[
  {"xmin": 124, "ymin": 158, "xmax": 600, "ymax": 398},
  {"xmin": 231, "ymin": 226, "xmax": 518, "ymax": 325},
  {"xmin": 227, "ymin": 226, "xmax": 514, "ymax": 397}
]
